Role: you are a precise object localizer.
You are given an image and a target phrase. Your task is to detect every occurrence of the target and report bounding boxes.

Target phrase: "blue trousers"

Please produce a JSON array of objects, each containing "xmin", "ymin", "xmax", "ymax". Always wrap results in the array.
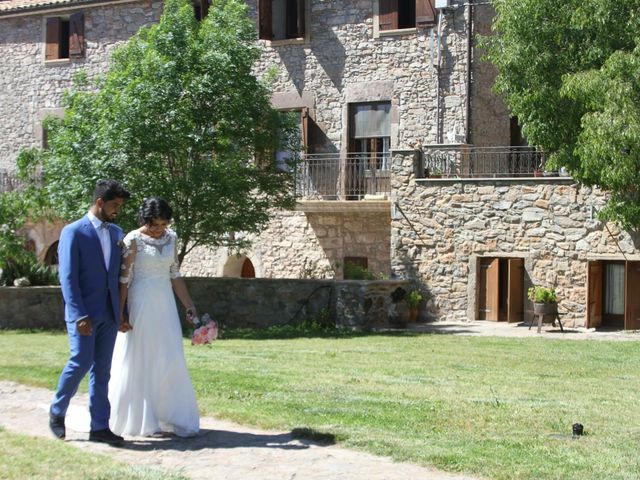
[{"xmin": 50, "ymin": 308, "xmax": 118, "ymax": 431}]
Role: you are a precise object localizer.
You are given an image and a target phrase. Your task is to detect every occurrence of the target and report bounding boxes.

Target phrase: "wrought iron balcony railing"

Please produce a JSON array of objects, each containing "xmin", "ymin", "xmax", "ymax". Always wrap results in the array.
[
  {"xmin": 295, "ymin": 152, "xmax": 391, "ymax": 200},
  {"xmin": 422, "ymin": 145, "xmax": 548, "ymax": 178},
  {"xmin": 0, "ymin": 170, "xmax": 26, "ymax": 194}
]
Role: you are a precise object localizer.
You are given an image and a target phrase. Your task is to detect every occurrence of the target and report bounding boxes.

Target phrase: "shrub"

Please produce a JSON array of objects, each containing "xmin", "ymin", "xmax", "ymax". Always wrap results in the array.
[{"xmin": 527, "ymin": 286, "xmax": 557, "ymax": 304}]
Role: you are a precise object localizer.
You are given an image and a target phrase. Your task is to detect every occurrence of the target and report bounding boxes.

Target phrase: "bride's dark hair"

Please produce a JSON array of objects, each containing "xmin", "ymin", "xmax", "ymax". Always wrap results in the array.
[{"xmin": 138, "ymin": 197, "xmax": 173, "ymax": 226}]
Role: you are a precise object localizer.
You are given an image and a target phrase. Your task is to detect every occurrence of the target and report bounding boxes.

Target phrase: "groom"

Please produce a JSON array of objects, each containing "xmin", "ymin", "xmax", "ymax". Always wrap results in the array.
[{"xmin": 49, "ymin": 179, "xmax": 131, "ymax": 445}]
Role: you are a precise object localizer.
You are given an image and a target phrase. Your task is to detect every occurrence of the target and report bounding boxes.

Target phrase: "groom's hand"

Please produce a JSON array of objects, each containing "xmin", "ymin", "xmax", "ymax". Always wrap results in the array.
[
  {"xmin": 119, "ymin": 314, "xmax": 133, "ymax": 333},
  {"xmin": 76, "ymin": 318, "xmax": 93, "ymax": 336}
]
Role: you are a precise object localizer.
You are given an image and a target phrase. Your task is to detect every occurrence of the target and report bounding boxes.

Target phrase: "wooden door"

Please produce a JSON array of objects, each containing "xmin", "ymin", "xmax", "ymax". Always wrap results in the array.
[
  {"xmin": 507, "ymin": 258, "xmax": 524, "ymax": 323},
  {"xmin": 587, "ymin": 261, "xmax": 603, "ymax": 328},
  {"xmin": 241, "ymin": 258, "xmax": 255, "ymax": 278},
  {"xmin": 478, "ymin": 258, "xmax": 499, "ymax": 321},
  {"xmin": 625, "ymin": 261, "xmax": 640, "ymax": 330}
]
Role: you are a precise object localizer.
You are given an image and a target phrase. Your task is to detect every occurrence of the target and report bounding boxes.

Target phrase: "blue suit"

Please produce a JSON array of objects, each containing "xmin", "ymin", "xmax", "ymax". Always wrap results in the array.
[{"xmin": 51, "ymin": 215, "xmax": 124, "ymax": 431}]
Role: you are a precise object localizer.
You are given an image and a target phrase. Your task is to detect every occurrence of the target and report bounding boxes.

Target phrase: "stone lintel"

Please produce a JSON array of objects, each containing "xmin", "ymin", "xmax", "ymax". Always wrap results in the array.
[{"xmin": 296, "ymin": 200, "xmax": 391, "ymax": 213}]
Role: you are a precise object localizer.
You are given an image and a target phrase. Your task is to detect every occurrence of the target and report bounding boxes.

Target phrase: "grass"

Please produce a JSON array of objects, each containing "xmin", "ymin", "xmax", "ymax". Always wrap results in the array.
[
  {"xmin": 2, "ymin": 329, "xmax": 640, "ymax": 479},
  {"xmin": 0, "ymin": 426, "xmax": 187, "ymax": 480}
]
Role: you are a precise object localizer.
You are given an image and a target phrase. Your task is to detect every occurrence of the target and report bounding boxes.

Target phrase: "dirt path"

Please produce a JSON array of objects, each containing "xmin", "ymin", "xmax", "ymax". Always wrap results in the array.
[{"xmin": 0, "ymin": 381, "xmax": 475, "ymax": 480}]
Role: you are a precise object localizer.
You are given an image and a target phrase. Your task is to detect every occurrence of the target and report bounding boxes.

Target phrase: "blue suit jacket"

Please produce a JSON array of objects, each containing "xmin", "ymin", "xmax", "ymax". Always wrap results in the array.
[{"xmin": 57, "ymin": 215, "xmax": 124, "ymax": 323}]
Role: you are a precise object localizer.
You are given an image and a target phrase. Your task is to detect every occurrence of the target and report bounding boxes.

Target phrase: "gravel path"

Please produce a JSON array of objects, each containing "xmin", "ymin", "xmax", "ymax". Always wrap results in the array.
[{"xmin": 0, "ymin": 381, "xmax": 475, "ymax": 480}]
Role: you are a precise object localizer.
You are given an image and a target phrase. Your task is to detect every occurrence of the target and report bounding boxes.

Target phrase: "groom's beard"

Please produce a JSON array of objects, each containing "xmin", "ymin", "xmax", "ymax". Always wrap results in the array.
[{"xmin": 99, "ymin": 206, "xmax": 118, "ymax": 223}]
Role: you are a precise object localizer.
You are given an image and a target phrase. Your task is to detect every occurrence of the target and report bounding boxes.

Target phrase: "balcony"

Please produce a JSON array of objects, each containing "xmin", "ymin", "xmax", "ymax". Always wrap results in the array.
[
  {"xmin": 421, "ymin": 145, "xmax": 550, "ymax": 179},
  {"xmin": 295, "ymin": 152, "xmax": 391, "ymax": 201},
  {"xmin": 0, "ymin": 170, "xmax": 26, "ymax": 194}
]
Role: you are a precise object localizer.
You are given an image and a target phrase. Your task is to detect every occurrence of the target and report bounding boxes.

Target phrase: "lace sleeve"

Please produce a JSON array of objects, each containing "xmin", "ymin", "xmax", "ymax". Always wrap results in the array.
[
  {"xmin": 119, "ymin": 234, "xmax": 137, "ymax": 285},
  {"xmin": 169, "ymin": 232, "xmax": 181, "ymax": 279}
]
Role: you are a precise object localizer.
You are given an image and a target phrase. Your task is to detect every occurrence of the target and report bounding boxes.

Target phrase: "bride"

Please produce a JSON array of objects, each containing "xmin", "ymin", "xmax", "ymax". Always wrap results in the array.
[{"xmin": 109, "ymin": 197, "xmax": 200, "ymax": 437}]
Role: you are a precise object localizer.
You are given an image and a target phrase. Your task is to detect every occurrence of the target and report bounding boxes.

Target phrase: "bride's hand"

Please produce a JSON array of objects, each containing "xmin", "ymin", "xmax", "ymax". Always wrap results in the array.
[
  {"xmin": 185, "ymin": 306, "xmax": 198, "ymax": 326},
  {"xmin": 119, "ymin": 314, "xmax": 133, "ymax": 333}
]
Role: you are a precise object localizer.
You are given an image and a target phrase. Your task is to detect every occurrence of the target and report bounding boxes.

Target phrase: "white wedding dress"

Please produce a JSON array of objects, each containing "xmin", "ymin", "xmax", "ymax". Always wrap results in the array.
[{"xmin": 108, "ymin": 228, "xmax": 199, "ymax": 437}]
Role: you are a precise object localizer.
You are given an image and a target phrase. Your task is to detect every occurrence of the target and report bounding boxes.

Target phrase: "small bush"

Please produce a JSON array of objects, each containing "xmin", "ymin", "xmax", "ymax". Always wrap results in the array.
[{"xmin": 527, "ymin": 285, "xmax": 557, "ymax": 304}]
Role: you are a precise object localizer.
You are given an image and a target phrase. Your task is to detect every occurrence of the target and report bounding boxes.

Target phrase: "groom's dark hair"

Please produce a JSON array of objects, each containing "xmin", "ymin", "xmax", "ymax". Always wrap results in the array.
[{"xmin": 93, "ymin": 179, "xmax": 131, "ymax": 203}]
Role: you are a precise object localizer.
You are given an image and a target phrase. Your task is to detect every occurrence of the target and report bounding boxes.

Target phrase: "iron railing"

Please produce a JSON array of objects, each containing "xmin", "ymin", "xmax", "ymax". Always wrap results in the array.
[
  {"xmin": 0, "ymin": 170, "xmax": 26, "ymax": 194},
  {"xmin": 422, "ymin": 146, "xmax": 547, "ymax": 178},
  {"xmin": 295, "ymin": 152, "xmax": 391, "ymax": 200}
]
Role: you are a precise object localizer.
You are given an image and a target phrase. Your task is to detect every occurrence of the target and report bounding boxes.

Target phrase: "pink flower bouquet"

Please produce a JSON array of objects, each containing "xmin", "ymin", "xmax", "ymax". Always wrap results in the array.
[{"xmin": 191, "ymin": 313, "xmax": 218, "ymax": 345}]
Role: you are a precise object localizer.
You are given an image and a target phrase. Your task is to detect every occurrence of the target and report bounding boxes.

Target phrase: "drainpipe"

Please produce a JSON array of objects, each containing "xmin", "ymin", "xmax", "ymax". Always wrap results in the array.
[
  {"xmin": 465, "ymin": 0, "xmax": 473, "ymax": 145},
  {"xmin": 436, "ymin": 8, "xmax": 444, "ymax": 144}
]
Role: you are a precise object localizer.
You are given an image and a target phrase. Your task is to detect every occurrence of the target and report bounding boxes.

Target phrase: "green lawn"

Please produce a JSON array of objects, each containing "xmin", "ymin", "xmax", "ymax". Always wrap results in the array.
[
  {"xmin": 1, "ymin": 330, "xmax": 640, "ymax": 480},
  {"xmin": 0, "ymin": 426, "xmax": 187, "ymax": 480}
]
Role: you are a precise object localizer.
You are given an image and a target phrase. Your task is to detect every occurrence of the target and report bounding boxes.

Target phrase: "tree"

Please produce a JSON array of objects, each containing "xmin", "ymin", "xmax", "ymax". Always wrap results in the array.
[
  {"xmin": 19, "ymin": 0, "xmax": 299, "ymax": 261},
  {"xmin": 482, "ymin": 0, "xmax": 640, "ymax": 228}
]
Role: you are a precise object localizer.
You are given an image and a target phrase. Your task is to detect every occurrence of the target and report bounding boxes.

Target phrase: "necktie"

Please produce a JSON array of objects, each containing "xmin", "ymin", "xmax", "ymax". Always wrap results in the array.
[{"xmin": 100, "ymin": 222, "xmax": 109, "ymax": 230}]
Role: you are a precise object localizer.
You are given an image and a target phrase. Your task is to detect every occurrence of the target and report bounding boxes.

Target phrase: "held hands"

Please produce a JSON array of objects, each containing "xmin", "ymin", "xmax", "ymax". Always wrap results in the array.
[{"xmin": 119, "ymin": 313, "xmax": 133, "ymax": 333}]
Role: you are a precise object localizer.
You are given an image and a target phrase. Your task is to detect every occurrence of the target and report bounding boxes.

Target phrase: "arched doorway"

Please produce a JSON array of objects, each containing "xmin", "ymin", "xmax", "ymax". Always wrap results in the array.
[
  {"xmin": 241, "ymin": 257, "xmax": 255, "ymax": 278},
  {"xmin": 222, "ymin": 255, "xmax": 256, "ymax": 278},
  {"xmin": 44, "ymin": 241, "xmax": 59, "ymax": 266}
]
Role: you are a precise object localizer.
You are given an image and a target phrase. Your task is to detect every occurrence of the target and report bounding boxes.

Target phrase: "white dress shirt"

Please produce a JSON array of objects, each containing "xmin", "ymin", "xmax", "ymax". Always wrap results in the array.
[{"xmin": 87, "ymin": 211, "xmax": 111, "ymax": 269}]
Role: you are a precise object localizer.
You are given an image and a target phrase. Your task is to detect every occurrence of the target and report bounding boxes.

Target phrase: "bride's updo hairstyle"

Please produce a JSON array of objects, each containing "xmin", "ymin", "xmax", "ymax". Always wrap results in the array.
[{"xmin": 138, "ymin": 197, "xmax": 173, "ymax": 225}]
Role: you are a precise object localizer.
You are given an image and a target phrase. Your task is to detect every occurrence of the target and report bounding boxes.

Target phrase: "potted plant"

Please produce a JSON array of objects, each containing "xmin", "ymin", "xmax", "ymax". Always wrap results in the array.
[
  {"xmin": 405, "ymin": 289, "xmax": 423, "ymax": 322},
  {"xmin": 527, "ymin": 285, "xmax": 558, "ymax": 315},
  {"xmin": 427, "ymin": 166, "xmax": 443, "ymax": 178}
]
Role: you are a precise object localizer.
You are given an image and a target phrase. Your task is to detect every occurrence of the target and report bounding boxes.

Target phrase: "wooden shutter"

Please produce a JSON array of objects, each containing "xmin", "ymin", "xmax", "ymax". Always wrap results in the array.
[
  {"xmin": 507, "ymin": 258, "xmax": 524, "ymax": 323},
  {"xmin": 379, "ymin": 0, "xmax": 397, "ymax": 31},
  {"xmin": 298, "ymin": 0, "xmax": 305, "ymax": 38},
  {"xmin": 69, "ymin": 13, "xmax": 84, "ymax": 58},
  {"xmin": 625, "ymin": 261, "xmax": 640, "ymax": 330},
  {"xmin": 587, "ymin": 261, "xmax": 603, "ymax": 328},
  {"xmin": 416, "ymin": 0, "xmax": 436, "ymax": 26},
  {"xmin": 301, "ymin": 108, "xmax": 309, "ymax": 150},
  {"xmin": 259, "ymin": 0, "xmax": 272, "ymax": 40},
  {"xmin": 45, "ymin": 17, "xmax": 60, "ymax": 60},
  {"xmin": 478, "ymin": 258, "xmax": 499, "ymax": 321}
]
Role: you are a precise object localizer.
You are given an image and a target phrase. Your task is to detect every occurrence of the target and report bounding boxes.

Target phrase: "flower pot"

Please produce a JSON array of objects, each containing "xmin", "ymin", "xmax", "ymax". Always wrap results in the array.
[
  {"xmin": 533, "ymin": 302, "xmax": 557, "ymax": 316},
  {"xmin": 408, "ymin": 306, "xmax": 418, "ymax": 322}
]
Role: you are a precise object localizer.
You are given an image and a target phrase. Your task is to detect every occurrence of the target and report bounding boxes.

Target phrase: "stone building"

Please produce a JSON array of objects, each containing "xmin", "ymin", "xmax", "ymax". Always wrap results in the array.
[{"xmin": 2, "ymin": 0, "xmax": 639, "ymax": 328}]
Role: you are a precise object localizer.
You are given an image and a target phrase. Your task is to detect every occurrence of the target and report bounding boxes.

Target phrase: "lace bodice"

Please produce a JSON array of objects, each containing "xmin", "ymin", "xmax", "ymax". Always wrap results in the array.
[{"xmin": 119, "ymin": 229, "xmax": 181, "ymax": 285}]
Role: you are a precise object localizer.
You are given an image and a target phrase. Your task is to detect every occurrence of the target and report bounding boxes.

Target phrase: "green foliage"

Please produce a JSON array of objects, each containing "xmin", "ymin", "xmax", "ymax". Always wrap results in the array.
[
  {"xmin": 527, "ymin": 285, "xmax": 557, "ymax": 304},
  {"xmin": 18, "ymin": 0, "xmax": 297, "ymax": 261},
  {"xmin": 405, "ymin": 289, "xmax": 423, "ymax": 308},
  {"xmin": 343, "ymin": 261, "xmax": 387, "ymax": 280},
  {"xmin": 0, "ymin": 193, "xmax": 58, "ymax": 286},
  {"xmin": 482, "ymin": 0, "xmax": 640, "ymax": 228}
]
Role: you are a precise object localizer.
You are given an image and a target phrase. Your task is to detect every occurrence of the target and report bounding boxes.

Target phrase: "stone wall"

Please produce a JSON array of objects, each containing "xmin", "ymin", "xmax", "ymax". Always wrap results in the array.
[
  {"xmin": 0, "ymin": 286, "xmax": 64, "ymax": 329},
  {"xmin": 390, "ymin": 151, "xmax": 640, "ymax": 326},
  {"xmin": 247, "ymin": 0, "xmax": 481, "ymax": 151},
  {"xmin": 0, "ymin": 278, "xmax": 411, "ymax": 330},
  {"xmin": 181, "ymin": 206, "xmax": 391, "ymax": 280},
  {"xmin": 0, "ymin": 0, "xmax": 162, "ymax": 171}
]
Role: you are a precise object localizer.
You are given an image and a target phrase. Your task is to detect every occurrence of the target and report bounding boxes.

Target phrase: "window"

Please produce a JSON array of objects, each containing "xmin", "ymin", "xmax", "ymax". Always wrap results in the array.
[
  {"xmin": 587, "ymin": 260, "xmax": 640, "ymax": 330},
  {"xmin": 274, "ymin": 108, "xmax": 308, "ymax": 172},
  {"xmin": 379, "ymin": 0, "xmax": 436, "ymax": 31},
  {"xmin": 42, "ymin": 124, "xmax": 49, "ymax": 150},
  {"xmin": 192, "ymin": 0, "xmax": 209, "ymax": 21},
  {"xmin": 347, "ymin": 102, "xmax": 391, "ymax": 199},
  {"xmin": 259, "ymin": 0, "xmax": 305, "ymax": 41},
  {"xmin": 45, "ymin": 13, "xmax": 84, "ymax": 60}
]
